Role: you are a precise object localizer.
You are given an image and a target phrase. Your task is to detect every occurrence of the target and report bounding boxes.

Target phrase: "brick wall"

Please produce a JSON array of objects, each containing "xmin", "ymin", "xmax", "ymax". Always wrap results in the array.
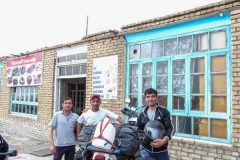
[
  {"xmin": 0, "ymin": 50, "xmax": 56, "ymax": 140},
  {"xmin": 231, "ymin": 7, "xmax": 240, "ymax": 151},
  {"xmin": 82, "ymin": 30, "xmax": 126, "ymax": 117},
  {"xmin": 121, "ymin": 0, "xmax": 240, "ymax": 35}
]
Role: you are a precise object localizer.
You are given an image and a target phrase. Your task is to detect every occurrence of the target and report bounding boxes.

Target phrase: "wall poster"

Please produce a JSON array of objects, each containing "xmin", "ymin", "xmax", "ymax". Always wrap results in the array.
[
  {"xmin": 92, "ymin": 55, "xmax": 118, "ymax": 99},
  {"xmin": 6, "ymin": 53, "xmax": 43, "ymax": 87}
]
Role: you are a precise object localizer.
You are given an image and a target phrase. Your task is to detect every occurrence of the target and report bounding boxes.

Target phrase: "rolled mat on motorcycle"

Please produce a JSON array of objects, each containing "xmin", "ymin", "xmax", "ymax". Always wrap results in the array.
[
  {"xmin": 0, "ymin": 134, "xmax": 18, "ymax": 160},
  {"xmin": 75, "ymin": 117, "xmax": 140, "ymax": 160}
]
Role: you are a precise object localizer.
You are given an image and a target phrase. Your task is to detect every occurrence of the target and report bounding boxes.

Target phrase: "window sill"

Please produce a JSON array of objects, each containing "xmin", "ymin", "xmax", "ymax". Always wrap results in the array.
[
  {"xmin": 9, "ymin": 112, "xmax": 37, "ymax": 120},
  {"xmin": 172, "ymin": 136, "xmax": 232, "ymax": 149}
]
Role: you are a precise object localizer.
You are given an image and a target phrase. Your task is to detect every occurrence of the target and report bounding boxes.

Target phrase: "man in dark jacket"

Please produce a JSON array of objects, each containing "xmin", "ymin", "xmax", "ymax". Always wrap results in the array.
[{"xmin": 137, "ymin": 88, "xmax": 174, "ymax": 160}]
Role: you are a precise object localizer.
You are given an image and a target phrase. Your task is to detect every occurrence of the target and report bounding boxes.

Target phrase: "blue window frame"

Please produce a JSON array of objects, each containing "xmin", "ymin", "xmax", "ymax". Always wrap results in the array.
[
  {"xmin": 125, "ymin": 13, "xmax": 231, "ymax": 143},
  {"xmin": 10, "ymin": 86, "xmax": 38, "ymax": 116}
]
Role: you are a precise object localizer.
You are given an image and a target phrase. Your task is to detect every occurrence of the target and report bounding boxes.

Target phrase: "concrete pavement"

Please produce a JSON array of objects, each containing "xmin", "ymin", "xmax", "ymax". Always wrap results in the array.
[{"xmin": 0, "ymin": 129, "xmax": 53, "ymax": 160}]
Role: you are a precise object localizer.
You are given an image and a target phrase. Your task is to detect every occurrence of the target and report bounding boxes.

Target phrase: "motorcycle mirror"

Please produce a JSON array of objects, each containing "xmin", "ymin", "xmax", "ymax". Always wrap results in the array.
[{"xmin": 124, "ymin": 98, "xmax": 131, "ymax": 104}]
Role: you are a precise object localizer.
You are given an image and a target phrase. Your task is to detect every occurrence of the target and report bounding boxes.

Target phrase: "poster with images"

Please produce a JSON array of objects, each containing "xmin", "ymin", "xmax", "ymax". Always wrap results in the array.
[
  {"xmin": 92, "ymin": 55, "xmax": 118, "ymax": 99},
  {"xmin": 6, "ymin": 53, "xmax": 43, "ymax": 87}
]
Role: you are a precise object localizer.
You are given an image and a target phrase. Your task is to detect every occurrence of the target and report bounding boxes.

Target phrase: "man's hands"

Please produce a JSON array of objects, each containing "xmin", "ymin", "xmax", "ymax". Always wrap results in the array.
[
  {"xmin": 150, "ymin": 136, "xmax": 169, "ymax": 148},
  {"xmin": 49, "ymin": 144, "xmax": 56, "ymax": 154}
]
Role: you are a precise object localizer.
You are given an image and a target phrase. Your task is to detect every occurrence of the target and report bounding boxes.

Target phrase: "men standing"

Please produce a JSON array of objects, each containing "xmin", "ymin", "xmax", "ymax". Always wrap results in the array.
[
  {"xmin": 137, "ymin": 88, "xmax": 174, "ymax": 160},
  {"xmin": 49, "ymin": 97, "xmax": 79, "ymax": 160},
  {"xmin": 76, "ymin": 94, "xmax": 123, "ymax": 136}
]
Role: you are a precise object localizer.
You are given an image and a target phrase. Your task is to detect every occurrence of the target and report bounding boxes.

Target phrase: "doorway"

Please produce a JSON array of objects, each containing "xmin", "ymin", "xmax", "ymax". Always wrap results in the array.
[{"xmin": 58, "ymin": 78, "xmax": 86, "ymax": 115}]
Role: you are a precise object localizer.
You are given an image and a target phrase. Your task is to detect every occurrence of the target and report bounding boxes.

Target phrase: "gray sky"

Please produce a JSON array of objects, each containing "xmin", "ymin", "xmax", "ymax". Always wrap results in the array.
[{"xmin": 0, "ymin": 0, "xmax": 221, "ymax": 56}]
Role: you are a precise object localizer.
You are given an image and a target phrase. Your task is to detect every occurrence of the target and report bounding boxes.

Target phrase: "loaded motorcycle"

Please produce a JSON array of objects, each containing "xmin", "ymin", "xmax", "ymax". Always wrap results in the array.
[{"xmin": 74, "ymin": 98, "xmax": 140, "ymax": 160}]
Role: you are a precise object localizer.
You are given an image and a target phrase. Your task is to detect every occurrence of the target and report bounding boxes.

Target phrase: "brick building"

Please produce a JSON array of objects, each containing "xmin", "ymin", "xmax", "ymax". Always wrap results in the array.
[
  {"xmin": 0, "ymin": 0, "xmax": 240, "ymax": 159},
  {"xmin": 120, "ymin": 0, "xmax": 240, "ymax": 159}
]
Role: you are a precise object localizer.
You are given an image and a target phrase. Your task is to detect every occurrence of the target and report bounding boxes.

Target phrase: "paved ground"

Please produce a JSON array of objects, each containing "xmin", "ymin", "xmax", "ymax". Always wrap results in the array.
[{"xmin": 0, "ymin": 129, "xmax": 53, "ymax": 160}]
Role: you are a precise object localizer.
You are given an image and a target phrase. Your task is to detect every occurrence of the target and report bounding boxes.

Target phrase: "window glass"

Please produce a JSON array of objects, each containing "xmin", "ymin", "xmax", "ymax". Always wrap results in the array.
[
  {"xmin": 130, "ymin": 64, "xmax": 138, "ymax": 77},
  {"xmin": 129, "ymin": 95, "xmax": 138, "ymax": 107},
  {"xmin": 178, "ymin": 36, "xmax": 192, "ymax": 54},
  {"xmin": 157, "ymin": 61, "xmax": 168, "ymax": 94},
  {"xmin": 212, "ymin": 96, "xmax": 227, "ymax": 113},
  {"xmin": 141, "ymin": 43, "xmax": 152, "ymax": 59},
  {"xmin": 143, "ymin": 77, "xmax": 152, "ymax": 92},
  {"xmin": 210, "ymin": 30, "xmax": 226, "ymax": 50},
  {"xmin": 157, "ymin": 76, "xmax": 168, "ymax": 94},
  {"xmin": 157, "ymin": 61, "xmax": 168, "ymax": 75},
  {"xmin": 211, "ymin": 74, "xmax": 226, "ymax": 94},
  {"xmin": 157, "ymin": 95, "xmax": 168, "ymax": 108},
  {"xmin": 58, "ymin": 56, "xmax": 66, "ymax": 63},
  {"xmin": 164, "ymin": 38, "xmax": 177, "ymax": 56},
  {"xmin": 142, "ymin": 63, "xmax": 152, "ymax": 92},
  {"xmin": 190, "ymin": 75, "xmax": 204, "ymax": 94},
  {"xmin": 59, "ymin": 67, "xmax": 65, "ymax": 76},
  {"xmin": 142, "ymin": 63, "xmax": 152, "ymax": 76},
  {"xmin": 191, "ymin": 58, "xmax": 204, "ymax": 73},
  {"xmin": 129, "ymin": 45, "xmax": 140, "ymax": 60},
  {"xmin": 66, "ymin": 66, "xmax": 72, "ymax": 75},
  {"xmin": 173, "ymin": 96, "xmax": 185, "ymax": 110},
  {"xmin": 130, "ymin": 78, "xmax": 138, "ymax": 94},
  {"xmin": 80, "ymin": 64, "xmax": 87, "ymax": 74},
  {"xmin": 193, "ymin": 33, "xmax": 208, "ymax": 52},
  {"xmin": 73, "ymin": 65, "xmax": 80, "ymax": 75},
  {"xmin": 211, "ymin": 119, "xmax": 227, "ymax": 139},
  {"xmin": 194, "ymin": 117, "xmax": 208, "ymax": 136},
  {"xmin": 67, "ymin": 54, "xmax": 76, "ymax": 61},
  {"xmin": 178, "ymin": 116, "xmax": 191, "ymax": 134},
  {"xmin": 10, "ymin": 86, "xmax": 38, "ymax": 115},
  {"xmin": 211, "ymin": 55, "xmax": 226, "ymax": 72},
  {"xmin": 191, "ymin": 96, "xmax": 204, "ymax": 111},
  {"xmin": 152, "ymin": 41, "xmax": 163, "ymax": 57},
  {"xmin": 77, "ymin": 53, "xmax": 87, "ymax": 60},
  {"xmin": 129, "ymin": 64, "xmax": 139, "ymax": 95},
  {"xmin": 173, "ymin": 59, "xmax": 185, "ymax": 74}
]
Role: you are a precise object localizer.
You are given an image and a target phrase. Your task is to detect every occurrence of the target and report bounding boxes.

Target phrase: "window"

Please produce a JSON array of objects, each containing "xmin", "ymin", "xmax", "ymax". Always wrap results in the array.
[
  {"xmin": 58, "ymin": 53, "xmax": 87, "ymax": 63},
  {"xmin": 10, "ymin": 86, "xmax": 38, "ymax": 115},
  {"xmin": 127, "ymin": 28, "xmax": 230, "ymax": 143},
  {"xmin": 57, "ymin": 52, "xmax": 87, "ymax": 77},
  {"xmin": 58, "ymin": 64, "xmax": 87, "ymax": 76}
]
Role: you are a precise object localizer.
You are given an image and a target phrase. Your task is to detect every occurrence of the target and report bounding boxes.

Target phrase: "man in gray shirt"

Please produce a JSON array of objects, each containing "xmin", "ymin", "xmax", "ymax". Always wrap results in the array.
[{"xmin": 49, "ymin": 97, "xmax": 79, "ymax": 160}]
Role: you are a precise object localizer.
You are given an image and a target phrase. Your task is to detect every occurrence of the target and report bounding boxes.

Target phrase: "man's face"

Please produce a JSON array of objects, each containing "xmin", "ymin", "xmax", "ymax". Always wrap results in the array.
[
  {"xmin": 145, "ymin": 93, "xmax": 157, "ymax": 107},
  {"xmin": 62, "ymin": 99, "xmax": 73, "ymax": 112},
  {"xmin": 90, "ymin": 97, "xmax": 101, "ymax": 111}
]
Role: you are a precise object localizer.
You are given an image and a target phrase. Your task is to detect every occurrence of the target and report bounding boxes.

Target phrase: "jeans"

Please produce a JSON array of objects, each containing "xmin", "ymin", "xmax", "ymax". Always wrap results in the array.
[
  {"xmin": 54, "ymin": 145, "xmax": 75, "ymax": 160},
  {"xmin": 140, "ymin": 146, "xmax": 169, "ymax": 160}
]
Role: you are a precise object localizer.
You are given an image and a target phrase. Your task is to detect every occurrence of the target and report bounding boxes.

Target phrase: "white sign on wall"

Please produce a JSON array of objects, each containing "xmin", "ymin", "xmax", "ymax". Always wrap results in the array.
[{"xmin": 92, "ymin": 55, "xmax": 118, "ymax": 99}]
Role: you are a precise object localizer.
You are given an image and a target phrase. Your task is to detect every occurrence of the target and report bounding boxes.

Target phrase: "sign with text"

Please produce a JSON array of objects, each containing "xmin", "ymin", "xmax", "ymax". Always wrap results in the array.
[
  {"xmin": 92, "ymin": 55, "xmax": 118, "ymax": 99},
  {"xmin": 6, "ymin": 53, "xmax": 43, "ymax": 87}
]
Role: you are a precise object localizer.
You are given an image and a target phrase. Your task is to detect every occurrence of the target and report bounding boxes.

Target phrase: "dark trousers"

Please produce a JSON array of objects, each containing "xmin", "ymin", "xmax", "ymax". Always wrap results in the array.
[
  {"xmin": 140, "ymin": 146, "xmax": 169, "ymax": 160},
  {"xmin": 53, "ymin": 145, "xmax": 75, "ymax": 160}
]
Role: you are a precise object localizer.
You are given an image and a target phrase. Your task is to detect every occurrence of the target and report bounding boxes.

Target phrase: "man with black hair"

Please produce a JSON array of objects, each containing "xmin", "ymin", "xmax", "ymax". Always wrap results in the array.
[
  {"xmin": 49, "ymin": 97, "xmax": 79, "ymax": 160},
  {"xmin": 137, "ymin": 88, "xmax": 174, "ymax": 160}
]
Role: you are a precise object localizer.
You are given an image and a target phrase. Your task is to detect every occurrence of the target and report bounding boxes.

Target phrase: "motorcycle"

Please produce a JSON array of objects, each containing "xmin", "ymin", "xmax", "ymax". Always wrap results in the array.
[
  {"xmin": 74, "ymin": 98, "xmax": 140, "ymax": 160},
  {"xmin": 121, "ymin": 98, "xmax": 138, "ymax": 126},
  {"xmin": 0, "ymin": 134, "xmax": 18, "ymax": 160},
  {"xmin": 75, "ymin": 116, "xmax": 136, "ymax": 160}
]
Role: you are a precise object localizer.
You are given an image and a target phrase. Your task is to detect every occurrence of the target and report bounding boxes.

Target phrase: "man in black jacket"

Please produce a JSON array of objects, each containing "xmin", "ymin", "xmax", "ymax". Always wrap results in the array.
[{"xmin": 137, "ymin": 88, "xmax": 174, "ymax": 160}]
